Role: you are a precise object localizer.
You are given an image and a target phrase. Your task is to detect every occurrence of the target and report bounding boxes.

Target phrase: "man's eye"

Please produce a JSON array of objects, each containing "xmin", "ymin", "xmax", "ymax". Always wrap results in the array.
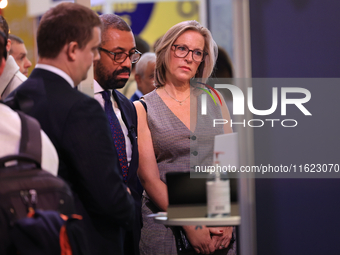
[{"xmin": 115, "ymin": 52, "xmax": 125, "ymax": 59}]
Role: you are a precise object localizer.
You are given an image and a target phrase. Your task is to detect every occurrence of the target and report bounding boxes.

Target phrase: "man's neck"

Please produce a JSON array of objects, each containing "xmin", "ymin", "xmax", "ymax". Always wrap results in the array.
[
  {"xmin": 36, "ymin": 60, "xmax": 75, "ymax": 87},
  {"xmin": 38, "ymin": 58, "xmax": 75, "ymax": 84}
]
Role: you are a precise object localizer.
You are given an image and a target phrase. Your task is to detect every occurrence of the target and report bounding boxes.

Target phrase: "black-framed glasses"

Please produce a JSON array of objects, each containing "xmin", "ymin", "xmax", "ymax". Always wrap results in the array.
[
  {"xmin": 172, "ymin": 44, "xmax": 206, "ymax": 62},
  {"xmin": 98, "ymin": 47, "xmax": 142, "ymax": 63}
]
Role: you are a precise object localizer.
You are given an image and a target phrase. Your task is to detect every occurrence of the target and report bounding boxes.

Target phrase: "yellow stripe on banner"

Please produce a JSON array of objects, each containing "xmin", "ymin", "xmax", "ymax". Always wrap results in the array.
[{"xmin": 139, "ymin": 1, "xmax": 200, "ymax": 49}]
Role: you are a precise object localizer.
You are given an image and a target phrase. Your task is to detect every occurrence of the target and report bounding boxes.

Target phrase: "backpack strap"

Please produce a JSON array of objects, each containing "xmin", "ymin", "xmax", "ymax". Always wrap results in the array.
[
  {"xmin": 16, "ymin": 111, "xmax": 42, "ymax": 166},
  {"xmin": 0, "ymin": 102, "xmax": 42, "ymax": 168}
]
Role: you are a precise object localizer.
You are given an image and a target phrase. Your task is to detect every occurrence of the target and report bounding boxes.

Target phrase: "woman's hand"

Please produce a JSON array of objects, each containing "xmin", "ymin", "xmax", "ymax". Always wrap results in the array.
[
  {"xmin": 183, "ymin": 225, "xmax": 223, "ymax": 254},
  {"xmin": 209, "ymin": 226, "xmax": 233, "ymax": 251}
]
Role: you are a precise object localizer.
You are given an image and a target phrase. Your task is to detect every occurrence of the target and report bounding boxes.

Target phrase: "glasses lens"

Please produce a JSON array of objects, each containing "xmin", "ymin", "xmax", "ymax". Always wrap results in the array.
[
  {"xmin": 130, "ymin": 52, "xmax": 141, "ymax": 63},
  {"xmin": 193, "ymin": 50, "xmax": 204, "ymax": 62},
  {"xmin": 114, "ymin": 52, "xmax": 127, "ymax": 63},
  {"xmin": 175, "ymin": 45, "xmax": 189, "ymax": 58}
]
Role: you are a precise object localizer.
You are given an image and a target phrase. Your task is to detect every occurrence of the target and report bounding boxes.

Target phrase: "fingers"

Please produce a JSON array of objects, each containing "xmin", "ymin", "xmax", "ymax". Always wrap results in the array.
[
  {"xmin": 197, "ymin": 244, "xmax": 214, "ymax": 254},
  {"xmin": 198, "ymin": 241, "xmax": 216, "ymax": 254},
  {"xmin": 211, "ymin": 231, "xmax": 233, "ymax": 251},
  {"xmin": 217, "ymin": 235, "xmax": 232, "ymax": 250},
  {"xmin": 219, "ymin": 239, "xmax": 231, "ymax": 250},
  {"xmin": 208, "ymin": 242, "xmax": 216, "ymax": 254},
  {"xmin": 211, "ymin": 235, "xmax": 223, "ymax": 250},
  {"xmin": 209, "ymin": 227, "xmax": 224, "ymax": 235}
]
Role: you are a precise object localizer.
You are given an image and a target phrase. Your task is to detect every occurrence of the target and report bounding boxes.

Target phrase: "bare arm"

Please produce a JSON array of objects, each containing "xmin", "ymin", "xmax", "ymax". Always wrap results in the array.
[{"xmin": 134, "ymin": 101, "xmax": 169, "ymax": 212}]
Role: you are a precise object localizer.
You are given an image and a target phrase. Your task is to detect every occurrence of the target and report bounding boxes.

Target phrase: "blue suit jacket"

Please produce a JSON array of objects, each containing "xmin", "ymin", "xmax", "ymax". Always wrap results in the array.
[{"xmin": 7, "ymin": 68, "xmax": 135, "ymax": 255}]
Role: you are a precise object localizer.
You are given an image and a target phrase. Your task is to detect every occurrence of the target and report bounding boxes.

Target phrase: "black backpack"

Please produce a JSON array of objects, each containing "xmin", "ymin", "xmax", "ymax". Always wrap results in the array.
[{"xmin": 0, "ymin": 110, "xmax": 76, "ymax": 254}]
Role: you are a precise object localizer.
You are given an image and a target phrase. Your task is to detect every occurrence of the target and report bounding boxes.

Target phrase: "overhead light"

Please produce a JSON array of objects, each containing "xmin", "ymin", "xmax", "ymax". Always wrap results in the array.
[{"xmin": 0, "ymin": 0, "xmax": 8, "ymax": 9}]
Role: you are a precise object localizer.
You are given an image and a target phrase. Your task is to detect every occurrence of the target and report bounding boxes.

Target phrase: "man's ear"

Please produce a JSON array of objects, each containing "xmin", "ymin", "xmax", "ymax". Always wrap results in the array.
[
  {"xmin": 135, "ymin": 73, "xmax": 141, "ymax": 84},
  {"xmin": 66, "ymin": 41, "xmax": 79, "ymax": 61},
  {"xmin": 6, "ymin": 38, "xmax": 11, "ymax": 53}
]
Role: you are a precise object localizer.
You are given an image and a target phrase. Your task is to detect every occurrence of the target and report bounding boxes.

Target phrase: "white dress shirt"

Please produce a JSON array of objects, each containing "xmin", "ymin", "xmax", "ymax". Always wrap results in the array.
[
  {"xmin": 93, "ymin": 80, "xmax": 132, "ymax": 166},
  {"xmin": 0, "ymin": 104, "xmax": 59, "ymax": 176}
]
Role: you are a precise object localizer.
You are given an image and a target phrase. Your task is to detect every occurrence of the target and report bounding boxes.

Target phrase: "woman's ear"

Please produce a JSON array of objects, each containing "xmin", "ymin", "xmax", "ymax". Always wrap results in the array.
[{"xmin": 66, "ymin": 42, "xmax": 79, "ymax": 61}]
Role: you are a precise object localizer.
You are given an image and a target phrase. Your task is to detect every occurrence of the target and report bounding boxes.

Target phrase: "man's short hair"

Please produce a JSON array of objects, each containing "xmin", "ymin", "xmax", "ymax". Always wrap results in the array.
[
  {"xmin": 37, "ymin": 2, "xmax": 102, "ymax": 59},
  {"xmin": 135, "ymin": 52, "xmax": 156, "ymax": 77},
  {"xmin": 99, "ymin": 14, "xmax": 131, "ymax": 45},
  {"xmin": 8, "ymin": 34, "xmax": 24, "ymax": 44},
  {"xmin": 8, "ymin": 34, "xmax": 24, "ymax": 55},
  {"xmin": 0, "ymin": 16, "xmax": 9, "ymax": 37}
]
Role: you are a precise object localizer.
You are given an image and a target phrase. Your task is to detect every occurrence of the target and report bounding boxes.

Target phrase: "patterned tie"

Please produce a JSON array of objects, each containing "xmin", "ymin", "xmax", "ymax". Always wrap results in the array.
[{"xmin": 101, "ymin": 90, "xmax": 128, "ymax": 183}]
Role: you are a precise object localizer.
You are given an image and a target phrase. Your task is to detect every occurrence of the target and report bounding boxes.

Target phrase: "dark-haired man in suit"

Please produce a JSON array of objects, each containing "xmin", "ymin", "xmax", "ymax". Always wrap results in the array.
[
  {"xmin": 93, "ymin": 14, "xmax": 142, "ymax": 255},
  {"xmin": 7, "ymin": 3, "xmax": 134, "ymax": 255}
]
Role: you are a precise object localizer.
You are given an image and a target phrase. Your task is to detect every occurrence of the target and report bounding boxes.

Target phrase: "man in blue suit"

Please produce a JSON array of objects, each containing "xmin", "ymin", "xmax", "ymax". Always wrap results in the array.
[
  {"xmin": 7, "ymin": 4, "xmax": 135, "ymax": 255},
  {"xmin": 93, "ymin": 14, "xmax": 143, "ymax": 255}
]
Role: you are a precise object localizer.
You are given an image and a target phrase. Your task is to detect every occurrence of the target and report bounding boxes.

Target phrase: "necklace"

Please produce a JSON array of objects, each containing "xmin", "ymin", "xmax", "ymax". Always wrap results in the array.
[{"xmin": 164, "ymin": 87, "xmax": 190, "ymax": 105}]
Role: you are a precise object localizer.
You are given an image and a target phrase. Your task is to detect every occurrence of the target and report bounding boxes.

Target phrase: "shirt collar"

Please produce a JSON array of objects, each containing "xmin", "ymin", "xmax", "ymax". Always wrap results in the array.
[
  {"xmin": 35, "ymin": 64, "xmax": 74, "ymax": 88},
  {"xmin": 94, "ymin": 79, "xmax": 118, "ymax": 106},
  {"xmin": 94, "ymin": 80, "xmax": 116, "ymax": 98},
  {"xmin": 94, "ymin": 79, "xmax": 104, "ymax": 94}
]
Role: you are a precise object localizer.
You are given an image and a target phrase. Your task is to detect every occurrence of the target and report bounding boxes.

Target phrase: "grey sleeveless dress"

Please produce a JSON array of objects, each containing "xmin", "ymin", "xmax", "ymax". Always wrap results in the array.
[{"xmin": 140, "ymin": 88, "xmax": 236, "ymax": 255}]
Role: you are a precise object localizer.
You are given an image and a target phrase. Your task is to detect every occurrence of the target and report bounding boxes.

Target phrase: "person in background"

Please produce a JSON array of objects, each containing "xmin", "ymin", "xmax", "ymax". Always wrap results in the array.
[
  {"xmin": 0, "ymin": 30, "xmax": 58, "ymax": 176},
  {"xmin": 93, "ymin": 14, "xmax": 142, "ymax": 255},
  {"xmin": 212, "ymin": 46, "xmax": 233, "ymax": 79},
  {"xmin": 8, "ymin": 34, "xmax": 32, "ymax": 77},
  {"xmin": 130, "ymin": 52, "xmax": 156, "ymax": 101},
  {"xmin": 0, "ymin": 16, "xmax": 26, "ymax": 99},
  {"xmin": 118, "ymin": 34, "xmax": 150, "ymax": 99},
  {"xmin": 6, "ymin": 3, "xmax": 135, "ymax": 255},
  {"xmin": 134, "ymin": 20, "xmax": 235, "ymax": 255}
]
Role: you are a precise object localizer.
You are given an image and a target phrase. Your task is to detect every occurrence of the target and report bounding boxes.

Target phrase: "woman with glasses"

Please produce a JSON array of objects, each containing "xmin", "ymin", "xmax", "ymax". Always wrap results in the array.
[{"xmin": 134, "ymin": 20, "xmax": 234, "ymax": 255}]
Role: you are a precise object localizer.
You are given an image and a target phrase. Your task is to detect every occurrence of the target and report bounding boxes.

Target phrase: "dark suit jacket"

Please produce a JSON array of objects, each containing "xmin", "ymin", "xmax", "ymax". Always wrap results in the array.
[
  {"xmin": 111, "ymin": 90, "xmax": 143, "ymax": 255},
  {"xmin": 8, "ymin": 68, "xmax": 135, "ymax": 255}
]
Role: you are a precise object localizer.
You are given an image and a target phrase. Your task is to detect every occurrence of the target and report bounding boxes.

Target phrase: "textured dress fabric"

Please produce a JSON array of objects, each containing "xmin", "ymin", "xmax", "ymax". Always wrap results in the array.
[{"xmin": 140, "ymin": 88, "xmax": 236, "ymax": 255}]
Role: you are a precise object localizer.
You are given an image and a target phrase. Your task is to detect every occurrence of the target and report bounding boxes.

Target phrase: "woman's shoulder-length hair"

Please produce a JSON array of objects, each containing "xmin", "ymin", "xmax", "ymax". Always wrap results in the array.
[{"xmin": 154, "ymin": 20, "xmax": 217, "ymax": 88}]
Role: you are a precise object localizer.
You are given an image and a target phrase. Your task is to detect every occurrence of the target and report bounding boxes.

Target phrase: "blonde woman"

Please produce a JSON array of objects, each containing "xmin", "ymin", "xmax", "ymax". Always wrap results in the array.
[{"xmin": 135, "ymin": 20, "xmax": 235, "ymax": 255}]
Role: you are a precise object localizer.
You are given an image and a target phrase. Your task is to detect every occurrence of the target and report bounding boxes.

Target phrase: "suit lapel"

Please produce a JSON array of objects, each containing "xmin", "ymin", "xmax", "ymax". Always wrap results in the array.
[{"xmin": 112, "ymin": 90, "xmax": 135, "ymax": 146}]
